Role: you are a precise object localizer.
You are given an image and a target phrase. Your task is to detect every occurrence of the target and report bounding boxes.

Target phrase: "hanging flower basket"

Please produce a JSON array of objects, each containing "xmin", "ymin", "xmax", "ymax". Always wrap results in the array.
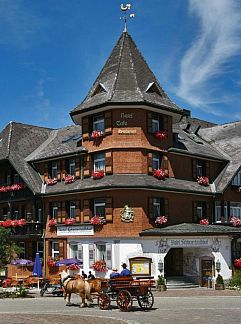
[
  {"xmin": 46, "ymin": 178, "xmax": 57, "ymax": 186},
  {"xmin": 153, "ymin": 130, "xmax": 168, "ymax": 140},
  {"xmin": 48, "ymin": 218, "xmax": 57, "ymax": 227},
  {"xmin": 230, "ymin": 217, "xmax": 241, "ymax": 227},
  {"xmin": 153, "ymin": 169, "xmax": 166, "ymax": 180},
  {"xmin": 65, "ymin": 218, "xmax": 76, "ymax": 225},
  {"xmin": 155, "ymin": 216, "xmax": 168, "ymax": 226},
  {"xmin": 65, "ymin": 175, "xmax": 75, "ymax": 184},
  {"xmin": 91, "ymin": 130, "xmax": 103, "ymax": 139},
  {"xmin": 68, "ymin": 264, "xmax": 80, "ymax": 271},
  {"xmin": 92, "ymin": 259, "xmax": 107, "ymax": 272},
  {"xmin": 199, "ymin": 218, "xmax": 209, "ymax": 225},
  {"xmin": 92, "ymin": 170, "xmax": 104, "ymax": 180},
  {"xmin": 197, "ymin": 176, "xmax": 209, "ymax": 186},
  {"xmin": 234, "ymin": 258, "xmax": 241, "ymax": 269},
  {"xmin": 90, "ymin": 216, "xmax": 106, "ymax": 225}
]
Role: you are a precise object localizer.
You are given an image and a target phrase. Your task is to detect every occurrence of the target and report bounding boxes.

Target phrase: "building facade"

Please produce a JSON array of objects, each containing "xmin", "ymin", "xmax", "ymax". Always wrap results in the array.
[{"xmin": 1, "ymin": 31, "xmax": 241, "ymax": 285}]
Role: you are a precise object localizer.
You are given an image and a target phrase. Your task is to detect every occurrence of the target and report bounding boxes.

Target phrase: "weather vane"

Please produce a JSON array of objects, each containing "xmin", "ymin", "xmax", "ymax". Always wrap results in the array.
[{"xmin": 120, "ymin": 3, "xmax": 135, "ymax": 32}]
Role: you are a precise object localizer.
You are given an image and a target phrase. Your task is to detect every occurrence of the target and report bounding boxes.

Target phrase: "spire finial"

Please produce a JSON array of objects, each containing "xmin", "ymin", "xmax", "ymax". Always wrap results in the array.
[{"xmin": 120, "ymin": 3, "xmax": 135, "ymax": 32}]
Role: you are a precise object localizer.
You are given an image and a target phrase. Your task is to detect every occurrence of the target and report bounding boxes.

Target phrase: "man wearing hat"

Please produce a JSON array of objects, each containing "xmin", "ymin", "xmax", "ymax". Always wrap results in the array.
[
  {"xmin": 110, "ymin": 268, "xmax": 120, "ymax": 279},
  {"xmin": 120, "ymin": 263, "xmax": 131, "ymax": 276}
]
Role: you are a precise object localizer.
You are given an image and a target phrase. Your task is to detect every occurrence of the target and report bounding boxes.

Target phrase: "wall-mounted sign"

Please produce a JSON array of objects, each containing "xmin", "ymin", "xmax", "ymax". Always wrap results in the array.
[
  {"xmin": 129, "ymin": 257, "xmax": 152, "ymax": 276},
  {"xmin": 116, "ymin": 112, "xmax": 134, "ymax": 126},
  {"xmin": 57, "ymin": 225, "xmax": 94, "ymax": 236},
  {"xmin": 118, "ymin": 129, "xmax": 137, "ymax": 135},
  {"xmin": 120, "ymin": 204, "xmax": 135, "ymax": 222},
  {"xmin": 169, "ymin": 239, "xmax": 210, "ymax": 247}
]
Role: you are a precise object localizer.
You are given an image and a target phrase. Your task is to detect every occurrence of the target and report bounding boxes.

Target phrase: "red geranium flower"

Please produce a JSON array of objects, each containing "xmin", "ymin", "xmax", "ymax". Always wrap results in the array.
[{"xmin": 153, "ymin": 169, "xmax": 166, "ymax": 180}]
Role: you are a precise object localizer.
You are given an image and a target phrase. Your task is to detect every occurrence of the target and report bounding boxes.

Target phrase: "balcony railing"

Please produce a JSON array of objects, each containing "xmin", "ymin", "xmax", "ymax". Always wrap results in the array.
[{"xmin": 10, "ymin": 222, "xmax": 42, "ymax": 236}]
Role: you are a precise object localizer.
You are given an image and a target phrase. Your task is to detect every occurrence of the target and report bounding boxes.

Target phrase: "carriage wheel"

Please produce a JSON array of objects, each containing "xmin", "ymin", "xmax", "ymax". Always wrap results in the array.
[
  {"xmin": 116, "ymin": 290, "xmax": 133, "ymax": 312},
  {"xmin": 98, "ymin": 293, "xmax": 111, "ymax": 310},
  {"xmin": 137, "ymin": 289, "xmax": 154, "ymax": 310}
]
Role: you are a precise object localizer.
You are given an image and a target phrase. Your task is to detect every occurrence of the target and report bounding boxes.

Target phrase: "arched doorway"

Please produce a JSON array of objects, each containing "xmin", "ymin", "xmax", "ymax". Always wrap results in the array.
[{"xmin": 165, "ymin": 248, "xmax": 183, "ymax": 276}]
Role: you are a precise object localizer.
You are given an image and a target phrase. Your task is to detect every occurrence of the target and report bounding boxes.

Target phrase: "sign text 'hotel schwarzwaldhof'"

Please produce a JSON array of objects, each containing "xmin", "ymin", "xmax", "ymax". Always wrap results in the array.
[
  {"xmin": 57, "ymin": 225, "xmax": 94, "ymax": 236},
  {"xmin": 169, "ymin": 239, "xmax": 210, "ymax": 247}
]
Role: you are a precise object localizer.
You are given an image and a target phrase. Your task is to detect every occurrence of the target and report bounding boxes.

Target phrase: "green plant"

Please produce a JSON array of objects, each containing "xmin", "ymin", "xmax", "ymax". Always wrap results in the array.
[
  {"xmin": 216, "ymin": 274, "xmax": 224, "ymax": 285},
  {"xmin": 228, "ymin": 270, "xmax": 241, "ymax": 288},
  {"xmin": 157, "ymin": 275, "xmax": 165, "ymax": 286}
]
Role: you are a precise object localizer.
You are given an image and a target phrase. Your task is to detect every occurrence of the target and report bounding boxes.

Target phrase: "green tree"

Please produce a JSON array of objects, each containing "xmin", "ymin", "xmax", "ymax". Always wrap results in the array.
[{"xmin": 0, "ymin": 227, "xmax": 23, "ymax": 269}]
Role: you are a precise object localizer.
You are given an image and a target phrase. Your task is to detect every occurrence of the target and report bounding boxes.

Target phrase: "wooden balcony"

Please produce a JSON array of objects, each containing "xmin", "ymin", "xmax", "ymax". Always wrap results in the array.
[{"xmin": 10, "ymin": 222, "xmax": 42, "ymax": 237}]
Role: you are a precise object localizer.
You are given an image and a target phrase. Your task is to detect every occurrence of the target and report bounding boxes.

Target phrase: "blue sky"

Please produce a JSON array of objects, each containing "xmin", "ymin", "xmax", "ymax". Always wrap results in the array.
[{"xmin": 1, "ymin": 0, "xmax": 241, "ymax": 131}]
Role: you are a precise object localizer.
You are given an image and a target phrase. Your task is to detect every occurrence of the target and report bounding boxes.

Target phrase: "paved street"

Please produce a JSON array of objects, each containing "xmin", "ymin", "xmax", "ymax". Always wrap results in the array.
[{"xmin": 1, "ymin": 289, "xmax": 241, "ymax": 323}]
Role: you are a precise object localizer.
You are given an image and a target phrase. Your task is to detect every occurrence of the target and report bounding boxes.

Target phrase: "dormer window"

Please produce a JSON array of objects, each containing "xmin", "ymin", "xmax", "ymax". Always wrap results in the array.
[
  {"xmin": 146, "ymin": 82, "xmax": 162, "ymax": 96},
  {"xmin": 232, "ymin": 170, "xmax": 241, "ymax": 186},
  {"xmin": 93, "ymin": 114, "xmax": 104, "ymax": 133},
  {"xmin": 92, "ymin": 83, "xmax": 107, "ymax": 96}
]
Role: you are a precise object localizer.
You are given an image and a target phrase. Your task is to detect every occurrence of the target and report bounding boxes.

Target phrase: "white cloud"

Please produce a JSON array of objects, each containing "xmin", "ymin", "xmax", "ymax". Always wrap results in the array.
[
  {"xmin": 0, "ymin": 0, "xmax": 45, "ymax": 48},
  {"xmin": 177, "ymin": 0, "xmax": 241, "ymax": 113}
]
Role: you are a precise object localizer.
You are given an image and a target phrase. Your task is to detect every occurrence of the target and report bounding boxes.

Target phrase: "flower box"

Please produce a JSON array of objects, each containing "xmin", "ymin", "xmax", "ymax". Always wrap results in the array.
[
  {"xmin": 197, "ymin": 176, "xmax": 209, "ymax": 186},
  {"xmin": 92, "ymin": 170, "xmax": 104, "ymax": 180},
  {"xmin": 92, "ymin": 259, "xmax": 107, "ymax": 272},
  {"xmin": 230, "ymin": 217, "xmax": 241, "ymax": 227},
  {"xmin": 0, "ymin": 219, "xmax": 27, "ymax": 228},
  {"xmin": 65, "ymin": 175, "xmax": 75, "ymax": 184},
  {"xmin": 47, "ymin": 257, "xmax": 57, "ymax": 267},
  {"xmin": 65, "ymin": 218, "xmax": 76, "ymax": 225},
  {"xmin": 90, "ymin": 130, "xmax": 103, "ymax": 139},
  {"xmin": 0, "ymin": 183, "xmax": 25, "ymax": 193},
  {"xmin": 199, "ymin": 218, "xmax": 209, "ymax": 225},
  {"xmin": 155, "ymin": 216, "xmax": 168, "ymax": 225},
  {"xmin": 153, "ymin": 169, "xmax": 166, "ymax": 180},
  {"xmin": 48, "ymin": 218, "xmax": 57, "ymax": 227},
  {"xmin": 68, "ymin": 264, "xmax": 80, "ymax": 271},
  {"xmin": 90, "ymin": 216, "xmax": 106, "ymax": 225},
  {"xmin": 46, "ymin": 178, "xmax": 57, "ymax": 186},
  {"xmin": 153, "ymin": 130, "xmax": 168, "ymax": 140}
]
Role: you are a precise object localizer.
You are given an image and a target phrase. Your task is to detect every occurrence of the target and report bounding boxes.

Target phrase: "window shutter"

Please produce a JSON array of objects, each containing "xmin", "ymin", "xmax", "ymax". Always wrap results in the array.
[
  {"xmin": 206, "ymin": 161, "xmax": 210, "ymax": 178},
  {"xmin": 161, "ymin": 155, "xmax": 169, "ymax": 177},
  {"xmin": 193, "ymin": 202, "xmax": 198, "ymax": 222},
  {"xmin": 192, "ymin": 160, "xmax": 197, "ymax": 180},
  {"xmin": 59, "ymin": 240, "xmax": 64, "ymax": 258},
  {"xmin": 106, "ymin": 243, "xmax": 112, "ymax": 269},
  {"xmin": 89, "ymin": 243, "xmax": 95, "ymax": 267},
  {"xmin": 105, "ymin": 111, "xmax": 112, "ymax": 135},
  {"xmin": 164, "ymin": 199, "xmax": 169, "ymax": 217},
  {"xmin": 82, "ymin": 117, "xmax": 89, "ymax": 140},
  {"xmin": 78, "ymin": 244, "xmax": 83, "ymax": 260},
  {"xmin": 84, "ymin": 155, "xmax": 92, "ymax": 178},
  {"xmin": 75, "ymin": 157, "xmax": 81, "ymax": 179},
  {"xmin": 147, "ymin": 152, "xmax": 153, "ymax": 174},
  {"xmin": 83, "ymin": 199, "xmax": 91, "ymax": 222},
  {"xmin": 105, "ymin": 197, "xmax": 113, "ymax": 222},
  {"xmin": 147, "ymin": 112, "xmax": 152, "ymax": 133},
  {"xmin": 65, "ymin": 201, "xmax": 70, "ymax": 218},
  {"xmin": 57, "ymin": 202, "xmax": 62, "ymax": 223},
  {"xmin": 149, "ymin": 197, "xmax": 154, "ymax": 219},
  {"xmin": 57, "ymin": 160, "xmax": 61, "ymax": 181},
  {"xmin": 75, "ymin": 201, "xmax": 81, "ymax": 223},
  {"xmin": 105, "ymin": 151, "xmax": 113, "ymax": 175}
]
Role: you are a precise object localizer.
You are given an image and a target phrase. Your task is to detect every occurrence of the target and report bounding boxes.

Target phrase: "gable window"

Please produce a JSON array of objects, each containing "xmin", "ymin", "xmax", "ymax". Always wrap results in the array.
[
  {"xmin": 232, "ymin": 170, "xmax": 241, "ymax": 186},
  {"xmin": 152, "ymin": 153, "xmax": 160, "ymax": 170},
  {"xmin": 94, "ymin": 153, "xmax": 105, "ymax": 172},
  {"xmin": 69, "ymin": 201, "xmax": 76, "ymax": 218},
  {"xmin": 93, "ymin": 114, "xmax": 104, "ymax": 133},
  {"xmin": 94, "ymin": 198, "xmax": 106, "ymax": 218},
  {"xmin": 69, "ymin": 159, "xmax": 75, "ymax": 176},
  {"xmin": 51, "ymin": 161, "xmax": 58, "ymax": 179}
]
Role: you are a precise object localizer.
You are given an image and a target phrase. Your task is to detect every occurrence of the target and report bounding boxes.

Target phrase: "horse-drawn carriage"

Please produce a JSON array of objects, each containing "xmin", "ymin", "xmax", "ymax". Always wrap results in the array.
[{"xmin": 97, "ymin": 276, "xmax": 155, "ymax": 311}]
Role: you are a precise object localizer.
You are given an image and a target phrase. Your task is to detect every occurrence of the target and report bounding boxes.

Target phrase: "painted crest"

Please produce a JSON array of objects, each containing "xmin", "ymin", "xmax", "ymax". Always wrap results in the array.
[{"xmin": 120, "ymin": 204, "xmax": 135, "ymax": 222}]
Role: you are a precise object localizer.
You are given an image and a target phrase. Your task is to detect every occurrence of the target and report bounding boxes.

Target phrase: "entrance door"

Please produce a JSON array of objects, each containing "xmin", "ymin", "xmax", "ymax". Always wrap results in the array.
[
  {"xmin": 165, "ymin": 248, "xmax": 183, "ymax": 276},
  {"xmin": 201, "ymin": 259, "xmax": 213, "ymax": 287}
]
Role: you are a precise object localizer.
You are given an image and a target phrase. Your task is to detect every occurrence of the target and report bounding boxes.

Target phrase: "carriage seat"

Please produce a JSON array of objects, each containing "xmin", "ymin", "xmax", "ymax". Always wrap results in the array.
[{"xmin": 109, "ymin": 276, "xmax": 133, "ymax": 282}]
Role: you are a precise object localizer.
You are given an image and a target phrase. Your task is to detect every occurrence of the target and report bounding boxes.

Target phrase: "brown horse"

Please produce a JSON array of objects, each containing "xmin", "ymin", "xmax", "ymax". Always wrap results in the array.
[
  {"xmin": 88, "ymin": 278, "xmax": 103, "ymax": 296},
  {"xmin": 60, "ymin": 270, "xmax": 93, "ymax": 307}
]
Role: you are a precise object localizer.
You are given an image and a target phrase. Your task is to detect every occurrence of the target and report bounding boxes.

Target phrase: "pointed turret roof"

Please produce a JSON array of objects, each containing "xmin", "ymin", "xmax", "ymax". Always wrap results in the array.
[{"xmin": 70, "ymin": 31, "xmax": 183, "ymax": 118}]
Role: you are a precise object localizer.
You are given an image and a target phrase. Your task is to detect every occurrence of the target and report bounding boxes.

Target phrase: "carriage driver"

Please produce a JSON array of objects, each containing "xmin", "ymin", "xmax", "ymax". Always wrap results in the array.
[{"xmin": 120, "ymin": 263, "xmax": 132, "ymax": 276}]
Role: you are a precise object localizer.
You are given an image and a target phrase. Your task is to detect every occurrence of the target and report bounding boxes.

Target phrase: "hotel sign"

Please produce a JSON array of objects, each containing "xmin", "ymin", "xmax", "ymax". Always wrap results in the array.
[
  {"xmin": 169, "ymin": 239, "xmax": 210, "ymax": 247},
  {"xmin": 57, "ymin": 225, "xmax": 94, "ymax": 236}
]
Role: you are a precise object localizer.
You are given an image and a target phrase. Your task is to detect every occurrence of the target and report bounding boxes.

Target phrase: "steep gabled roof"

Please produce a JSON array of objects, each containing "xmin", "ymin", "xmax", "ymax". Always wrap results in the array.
[
  {"xmin": 70, "ymin": 32, "xmax": 183, "ymax": 117},
  {"xmin": 0, "ymin": 122, "xmax": 52, "ymax": 193}
]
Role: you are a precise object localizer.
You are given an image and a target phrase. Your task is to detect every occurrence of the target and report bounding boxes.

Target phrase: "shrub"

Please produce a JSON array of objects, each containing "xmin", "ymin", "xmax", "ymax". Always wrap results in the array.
[
  {"xmin": 157, "ymin": 275, "xmax": 165, "ymax": 286},
  {"xmin": 228, "ymin": 270, "xmax": 241, "ymax": 288},
  {"xmin": 216, "ymin": 274, "xmax": 224, "ymax": 285}
]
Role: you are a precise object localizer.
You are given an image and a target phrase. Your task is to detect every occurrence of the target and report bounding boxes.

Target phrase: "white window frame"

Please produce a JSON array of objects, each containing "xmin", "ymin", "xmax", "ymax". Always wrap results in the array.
[
  {"xmin": 51, "ymin": 161, "xmax": 58, "ymax": 179},
  {"xmin": 94, "ymin": 243, "xmax": 112, "ymax": 269},
  {"xmin": 215, "ymin": 201, "xmax": 228, "ymax": 223},
  {"xmin": 52, "ymin": 206, "xmax": 58, "ymax": 219},
  {"xmin": 152, "ymin": 114, "xmax": 159, "ymax": 133},
  {"xmin": 230, "ymin": 202, "xmax": 241, "ymax": 218},
  {"xmin": 94, "ymin": 153, "xmax": 105, "ymax": 172},
  {"xmin": 232, "ymin": 170, "xmax": 241, "ymax": 186},
  {"xmin": 69, "ymin": 242, "xmax": 83, "ymax": 260},
  {"xmin": 196, "ymin": 160, "xmax": 204, "ymax": 177},
  {"xmin": 94, "ymin": 198, "xmax": 106, "ymax": 218},
  {"xmin": 93, "ymin": 114, "xmax": 104, "ymax": 133},
  {"xmin": 197, "ymin": 206, "xmax": 203, "ymax": 219},
  {"xmin": 152, "ymin": 154, "xmax": 160, "ymax": 170},
  {"xmin": 51, "ymin": 242, "xmax": 59, "ymax": 258},
  {"xmin": 69, "ymin": 159, "xmax": 75, "ymax": 176},
  {"xmin": 70, "ymin": 202, "xmax": 76, "ymax": 219}
]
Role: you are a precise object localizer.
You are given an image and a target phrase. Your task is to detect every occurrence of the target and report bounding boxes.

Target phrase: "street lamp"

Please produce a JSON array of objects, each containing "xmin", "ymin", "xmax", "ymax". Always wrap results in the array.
[
  {"xmin": 158, "ymin": 260, "xmax": 164, "ymax": 273},
  {"xmin": 216, "ymin": 260, "xmax": 221, "ymax": 273}
]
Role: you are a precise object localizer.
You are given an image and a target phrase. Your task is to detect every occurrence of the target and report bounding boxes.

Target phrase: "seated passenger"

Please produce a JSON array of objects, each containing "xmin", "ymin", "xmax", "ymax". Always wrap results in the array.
[
  {"xmin": 120, "ymin": 263, "xmax": 131, "ymax": 276},
  {"xmin": 110, "ymin": 268, "xmax": 120, "ymax": 279}
]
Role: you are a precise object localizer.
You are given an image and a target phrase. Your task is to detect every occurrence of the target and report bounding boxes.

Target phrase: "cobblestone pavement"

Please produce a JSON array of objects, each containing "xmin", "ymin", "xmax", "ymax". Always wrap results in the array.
[{"xmin": 153, "ymin": 287, "xmax": 241, "ymax": 297}]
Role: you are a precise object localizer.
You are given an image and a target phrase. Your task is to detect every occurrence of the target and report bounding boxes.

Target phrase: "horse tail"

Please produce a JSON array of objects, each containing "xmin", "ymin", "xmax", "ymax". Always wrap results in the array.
[{"xmin": 84, "ymin": 280, "xmax": 93, "ymax": 302}]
